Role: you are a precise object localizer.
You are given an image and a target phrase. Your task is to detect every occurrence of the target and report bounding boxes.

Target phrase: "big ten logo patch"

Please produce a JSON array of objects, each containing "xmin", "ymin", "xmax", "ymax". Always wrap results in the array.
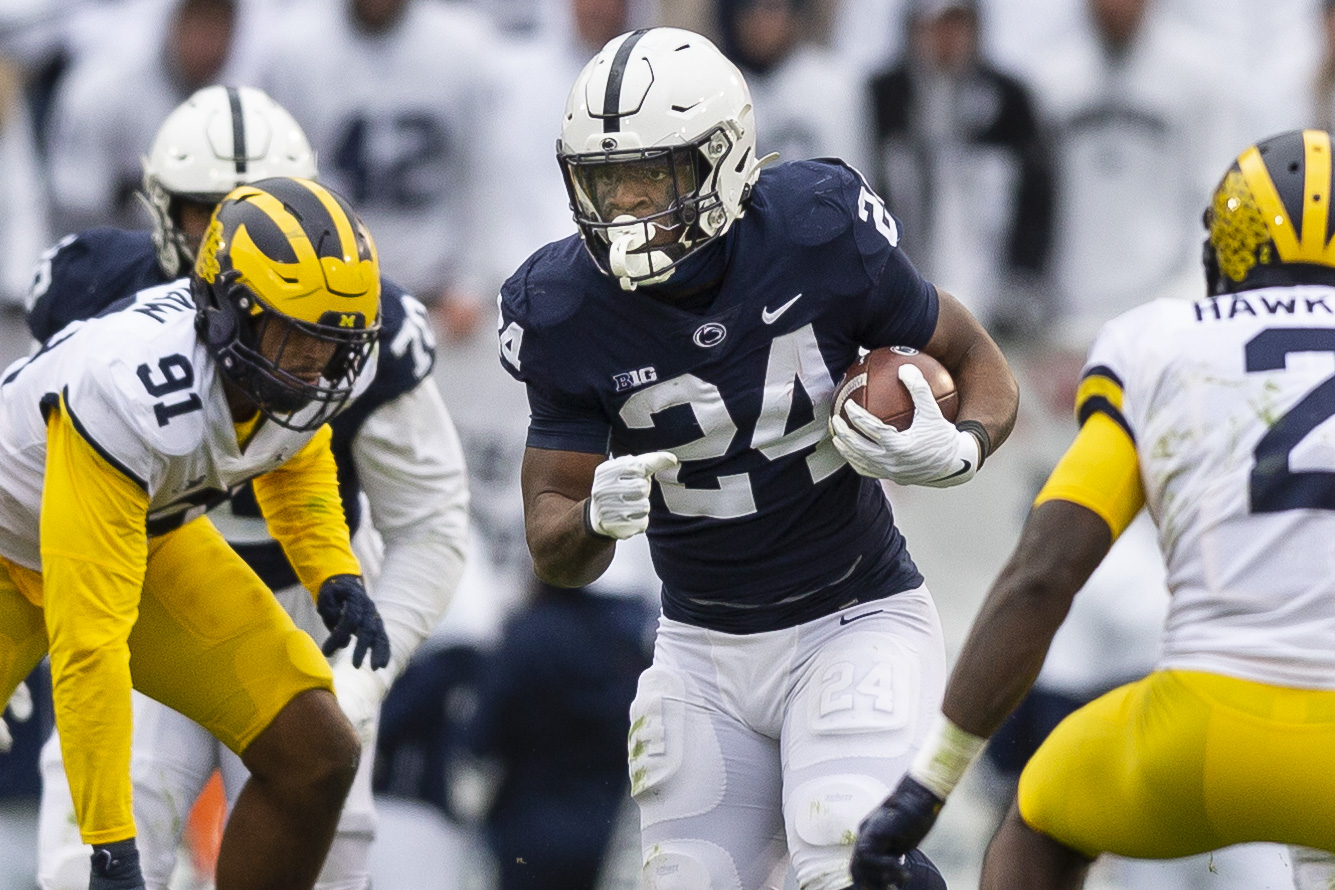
[{"xmin": 613, "ymin": 366, "xmax": 658, "ymax": 392}]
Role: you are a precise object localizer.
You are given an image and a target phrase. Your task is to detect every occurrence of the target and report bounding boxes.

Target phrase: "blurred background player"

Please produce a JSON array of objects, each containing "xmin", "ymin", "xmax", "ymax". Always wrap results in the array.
[
  {"xmin": 0, "ymin": 56, "xmax": 48, "ymax": 312},
  {"xmin": 44, "ymin": 0, "xmax": 244, "ymax": 235},
  {"xmin": 851, "ymin": 128, "xmax": 1335, "ymax": 889},
  {"xmin": 28, "ymin": 85, "xmax": 469, "ymax": 890},
  {"xmin": 716, "ymin": 0, "xmax": 873, "ymax": 171},
  {"xmin": 247, "ymin": 0, "xmax": 501, "ymax": 341},
  {"xmin": 501, "ymin": 26, "xmax": 1017, "ymax": 890},
  {"xmin": 867, "ymin": 0, "xmax": 1054, "ymax": 342}
]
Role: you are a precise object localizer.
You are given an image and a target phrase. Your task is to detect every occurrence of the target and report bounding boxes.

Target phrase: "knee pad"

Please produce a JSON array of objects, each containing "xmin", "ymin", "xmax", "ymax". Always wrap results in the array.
[
  {"xmin": 643, "ymin": 841, "xmax": 744, "ymax": 890},
  {"xmin": 790, "ymin": 774, "xmax": 889, "ymax": 848},
  {"xmin": 643, "ymin": 849, "xmax": 713, "ymax": 890}
]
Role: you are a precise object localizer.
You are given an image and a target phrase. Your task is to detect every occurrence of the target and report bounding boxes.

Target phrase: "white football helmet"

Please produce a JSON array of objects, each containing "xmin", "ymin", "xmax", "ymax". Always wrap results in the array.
[
  {"xmin": 141, "ymin": 85, "xmax": 318, "ymax": 278},
  {"xmin": 558, "ymin": 28, "xmax": 775, "ymax": 290}
]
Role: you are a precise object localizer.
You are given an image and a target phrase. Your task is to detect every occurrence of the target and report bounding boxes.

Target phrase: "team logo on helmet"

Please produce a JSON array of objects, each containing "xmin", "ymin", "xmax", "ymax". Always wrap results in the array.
[
  {"xmin": 192, "ymin": 176, "xmax": 381, "ymax": 431},
  {"xmin": 1205, "ymin": 129, "xmax": 1335, "ymax": 295}
]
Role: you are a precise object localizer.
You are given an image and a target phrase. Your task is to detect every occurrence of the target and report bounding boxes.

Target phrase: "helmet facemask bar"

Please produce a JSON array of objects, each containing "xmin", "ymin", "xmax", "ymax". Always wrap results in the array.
[
  {"xmin": 142, "ymin": 180, "xmax": 228, "ymax": 279},
  {"xmin": 559, "ymin": 125, "xmax": 734, "ymax": 289},
  {"xmin": 200, "ymin": 272, "xmax": 378, "ymax": 431}
]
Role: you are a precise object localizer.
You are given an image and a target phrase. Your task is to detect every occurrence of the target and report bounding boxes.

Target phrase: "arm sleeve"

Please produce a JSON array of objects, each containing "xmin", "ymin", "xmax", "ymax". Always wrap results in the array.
[
  {"xmin": 858, "ymin": 247, "xmax": 940, "ymax": 349},
  {"xmin": 41, "ymin": 404, "xmax": 149, "ymax": 845},
  {"xmin": 252, "ymin": 424, "xmax": 361, "ymax": 598},
  {"xmin": 525, "ymin": 382, "xmax": 611, "ymax": 454},
  {"xmin": 350, "ymin": 379, "xmax": 470, "ymax": 682},
  {"xmin": 843, "ymin": 164, "xmax": 939, "ymax": 348},
  {"xmin": 1033, "ymin": 372, "xmax": 1145, "ymax": 539}
]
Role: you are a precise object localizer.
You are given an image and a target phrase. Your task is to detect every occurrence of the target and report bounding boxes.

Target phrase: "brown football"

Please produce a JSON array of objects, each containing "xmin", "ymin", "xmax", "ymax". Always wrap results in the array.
[{"xmin": 833, "ymin": 346, "xmax": 958, "ymax": 432}]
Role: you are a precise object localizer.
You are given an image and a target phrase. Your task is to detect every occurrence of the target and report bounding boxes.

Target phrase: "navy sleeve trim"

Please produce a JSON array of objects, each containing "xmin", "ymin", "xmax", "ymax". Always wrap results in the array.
[
  {"xmin": 1077, "ymin": 397, "xmax": 1135, "ymax": 445},
  {"xmin": 56, "ymin": 386, "xmax": 148, "ymax": 491},
  {"xmin": 1081, "ymin": 364, "xmax": 1124, "ymax": 389}
]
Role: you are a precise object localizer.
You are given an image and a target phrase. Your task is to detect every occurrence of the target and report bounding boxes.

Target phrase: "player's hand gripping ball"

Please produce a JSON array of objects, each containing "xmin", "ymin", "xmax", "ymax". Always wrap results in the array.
[
  {"xmin": 830, "ymin": 347, "xmax": 978, "ymax": 488},
  {"xmin": 832, "ymin": 346, "xmax": 958, "ymax": 431}
]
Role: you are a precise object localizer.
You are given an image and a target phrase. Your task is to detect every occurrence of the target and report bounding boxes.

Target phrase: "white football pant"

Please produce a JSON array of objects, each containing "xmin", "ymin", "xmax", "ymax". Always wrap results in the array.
[{"xmin": 630, "ymin": 586, "xmax": 946, "ymax": 890}]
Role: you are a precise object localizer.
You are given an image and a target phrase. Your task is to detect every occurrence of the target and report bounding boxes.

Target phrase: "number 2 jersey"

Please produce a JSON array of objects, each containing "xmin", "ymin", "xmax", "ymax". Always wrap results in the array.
[
  {"xmin": 499, "ymin": 160, "xmax": 940, "ymax": 633},
  {"xmin": 25, "ymin": 227, "xmax": 435, "ymax": 591},
  {"xmin": 1075, "ymin": 289, "xmax": 1335, "ymax": 689}
]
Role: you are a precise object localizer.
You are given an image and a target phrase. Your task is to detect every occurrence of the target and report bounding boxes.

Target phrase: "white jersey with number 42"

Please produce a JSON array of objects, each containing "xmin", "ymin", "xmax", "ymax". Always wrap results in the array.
[{"xmin": 1088, "ymin": 287, "xmax": 1335, "ymax": 688}]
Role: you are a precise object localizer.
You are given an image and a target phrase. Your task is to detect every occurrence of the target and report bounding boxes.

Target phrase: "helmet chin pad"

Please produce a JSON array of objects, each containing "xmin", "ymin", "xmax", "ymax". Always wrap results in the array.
[{"xmin": 608, "ymin": 215, "xmax": 676, "ymax": 290}]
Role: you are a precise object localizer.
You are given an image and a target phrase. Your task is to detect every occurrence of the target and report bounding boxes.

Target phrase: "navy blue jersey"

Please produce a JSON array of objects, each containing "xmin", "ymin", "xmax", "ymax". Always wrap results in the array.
[
  {"xmin": 499, "ymin": 160, "xmax": 938, "ymax": 633},
  {"xmin": 27, "ymin": 227, "xmax": 436, "ymax": 591}
]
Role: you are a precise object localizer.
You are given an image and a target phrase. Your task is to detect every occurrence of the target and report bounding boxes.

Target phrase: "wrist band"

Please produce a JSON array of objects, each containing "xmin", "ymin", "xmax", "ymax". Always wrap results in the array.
[
  {"xmin": 583, "ymin": 499, "xmax": 615, "ymax": 541},
  {"xmin": 907, "ymin": 713, "xmax": 988, "ymax": 800},
  {"xmin": 955, "ymin": 420, "xmax": 991, "ymax": 469}
]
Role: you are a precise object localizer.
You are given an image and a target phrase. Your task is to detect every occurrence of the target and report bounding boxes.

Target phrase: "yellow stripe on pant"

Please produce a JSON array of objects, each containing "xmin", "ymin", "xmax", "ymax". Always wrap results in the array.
[{"xmin": 1018, "ymin": 669, "xmax": 1335, "ymax": 859}]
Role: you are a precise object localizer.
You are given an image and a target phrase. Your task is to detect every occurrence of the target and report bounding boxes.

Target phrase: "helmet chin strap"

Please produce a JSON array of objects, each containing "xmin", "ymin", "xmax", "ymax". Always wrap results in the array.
[{"xmin": 608, "ymin": 215, "xmax": 675, "ymax": 291}]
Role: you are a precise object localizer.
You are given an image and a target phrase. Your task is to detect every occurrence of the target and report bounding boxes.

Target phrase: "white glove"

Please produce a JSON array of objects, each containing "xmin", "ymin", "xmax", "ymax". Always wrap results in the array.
[
  {"xmin": 830, "ymin": 364, "xmax": 981, "ymax": 488},
  {"xmin": 331, "ymin": 651, "xmax": 389, "ymax": 750},
  {"xmin": 0, "ymin": 682, "xmax": 33, "ymax": 753},
  {"xmin": 585, "ymin": 451, "xmax": 680, "ymax": 539}
]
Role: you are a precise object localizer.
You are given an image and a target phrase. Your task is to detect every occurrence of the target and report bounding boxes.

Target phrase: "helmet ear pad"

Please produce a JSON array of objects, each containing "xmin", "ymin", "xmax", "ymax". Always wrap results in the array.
[{"xmin": 193, "ymin": 270, "xmax": 257, "ymax": 383}]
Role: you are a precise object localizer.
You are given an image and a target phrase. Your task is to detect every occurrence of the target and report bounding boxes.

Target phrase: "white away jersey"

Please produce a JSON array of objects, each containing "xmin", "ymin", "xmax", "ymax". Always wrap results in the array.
[
  {"xmin": 0, "ymin": 281, "xmax": 352, "ymax": 570},
  {"xmin": 1087, "ymin": 288, "xmax": 1335, "ymax": 688}
]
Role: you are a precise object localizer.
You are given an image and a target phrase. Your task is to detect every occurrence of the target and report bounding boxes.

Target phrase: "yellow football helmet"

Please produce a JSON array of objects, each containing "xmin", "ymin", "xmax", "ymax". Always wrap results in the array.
[
  {"xmin": 1204, "ymin": 129, "xmax": 1335, "ymax": 295},
  {"xmin": 192, "ymin": 176, "xmax": 381, "ymax": 430}
]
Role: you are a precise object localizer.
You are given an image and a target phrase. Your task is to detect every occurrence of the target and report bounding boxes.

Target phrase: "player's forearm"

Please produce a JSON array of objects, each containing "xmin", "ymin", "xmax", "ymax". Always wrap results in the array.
[
  {"xmin": 942, "ymin": 501, "xmax": 1109, "ymax": 737},
  {"xmin": 526, "ymin": 492, "xmax": 615, "ymax": 588},
  {"xmin": 949, "ymin": 337, "xmax": 1018, "ymax": 456},
  {"xmin": 43, "ymin": 591, "xmax": 138, "ymax": 845},
  {"xmin": 352, "ymin": 381, "xmax": 470, "ymax": 677},
  {"xmin": 927, "ymin": 289, "xmax": 1019, "ymax": 454},
  {"xmin": 372, "ymin": 530, "xmax": 467, "ymax": 680},
  {"xmin": 254, "ymin": 425, "xmax": 360, "ymax": 595}
]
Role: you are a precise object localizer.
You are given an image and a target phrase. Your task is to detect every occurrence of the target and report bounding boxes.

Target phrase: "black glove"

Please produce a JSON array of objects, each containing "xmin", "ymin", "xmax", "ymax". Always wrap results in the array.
[
  {"xmin": 90, "ymin": 839, "xmax": 146, "ymax": 890},
  {"xmin": 317, "ymin": 574, "xmax": 390, "ymax": 669},
  {"xmin": 850, "ymin": 775, "xmax": 945, "ymax": 889}
]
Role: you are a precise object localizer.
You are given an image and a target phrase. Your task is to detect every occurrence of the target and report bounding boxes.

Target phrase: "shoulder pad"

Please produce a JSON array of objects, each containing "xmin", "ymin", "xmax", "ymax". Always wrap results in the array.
[
  {"xmin": 497, "ymin": 238, "xmax": 598, "ymax": 385},
  {"xmin": 62, "ymin": 318, "xmax": 209, "ymax": 490},
  {"xmin": 27, "ymin": 229, "xmax": 164, "ymax": 342},
  {"xmin": 375, "ymin": 279, "xmax": 436, "ymax": 388},
  {"xmin": 499, "ymin": 235, "xmax": 591, "ymax": 332},
  {"xmin": 748, "ymin": 160, "xmax": 864, "ymax": 248},
  {"xmin": 324, "ymin": 278, "xmax": 430, "ymax": 446}
]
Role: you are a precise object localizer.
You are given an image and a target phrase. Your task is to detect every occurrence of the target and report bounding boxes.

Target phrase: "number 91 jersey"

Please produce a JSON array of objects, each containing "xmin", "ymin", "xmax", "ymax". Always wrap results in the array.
[
  {"xmin": 0, "ymin": 280, "xmax": 372, "ymax": 571},
  {"xmin": 1081, "ymin": 289, "xmax": 1335, "ymax": 688},
  {"xmin": 499, "ymin": 160, "xmax": 939, "ymax": 633}
]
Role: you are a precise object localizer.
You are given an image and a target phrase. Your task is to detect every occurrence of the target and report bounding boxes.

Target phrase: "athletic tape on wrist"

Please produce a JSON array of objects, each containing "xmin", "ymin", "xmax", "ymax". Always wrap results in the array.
[{"xmin": 907, "ymin": 713, "xmax": 988, "ymax": 800}]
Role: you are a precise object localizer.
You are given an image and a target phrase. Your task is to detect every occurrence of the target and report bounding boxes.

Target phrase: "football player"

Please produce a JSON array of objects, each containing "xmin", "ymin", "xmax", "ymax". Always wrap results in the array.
[
  {"xmin": 850, "ymin": 129, "xmax": 1335, "ymax": 889},
  {"xmin": 250, "ymin": 0, "xmax": 502, "ymax": 338},
  {"xmin": 498, "ymin": 28, "xmax": 1019, "ymax": 890},
  {"xmin": 0, "ymin": 175, "xmax": 384, "ymax": 890},
  {"xmin": 28, "ymin": 86, "xmax": 469, "ymax": 890}
]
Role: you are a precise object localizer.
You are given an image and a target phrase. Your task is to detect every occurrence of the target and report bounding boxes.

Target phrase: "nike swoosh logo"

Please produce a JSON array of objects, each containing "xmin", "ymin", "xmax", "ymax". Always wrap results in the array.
[
  {"xmin": 840, "ymin": 609, "xmax": 884, "ymax": 625},
  {"xmin": 761, "ymin": 293, "xmax": 803, "ymax": 324},
  {"xmin": 940, "ymin": 459, "xmax": 972, "ymax": 481}
]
